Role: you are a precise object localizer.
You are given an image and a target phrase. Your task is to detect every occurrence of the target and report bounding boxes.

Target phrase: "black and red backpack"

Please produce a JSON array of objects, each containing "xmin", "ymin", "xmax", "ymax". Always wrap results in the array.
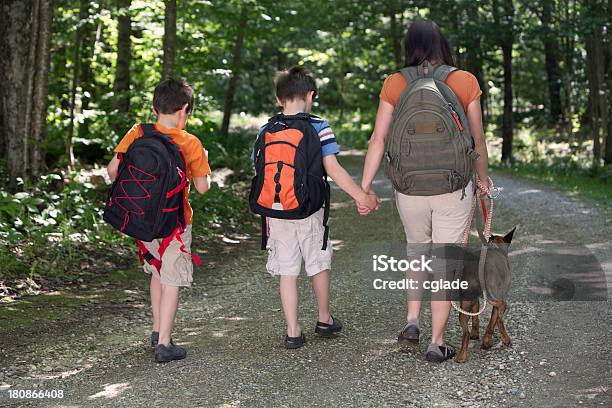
[
  {"xmin": 249, "ymin": 113, "xmax": 330, "ymax": 250},
  {"xmin": 103, "ymin": 123, "xmax": 200, "ymax": 270}
]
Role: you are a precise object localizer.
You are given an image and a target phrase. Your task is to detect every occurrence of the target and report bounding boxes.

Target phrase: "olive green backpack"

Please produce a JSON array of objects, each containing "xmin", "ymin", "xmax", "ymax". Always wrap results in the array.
[{"xmin": 385, "ymin": 61, "xmax": 478, "ymax": 198}]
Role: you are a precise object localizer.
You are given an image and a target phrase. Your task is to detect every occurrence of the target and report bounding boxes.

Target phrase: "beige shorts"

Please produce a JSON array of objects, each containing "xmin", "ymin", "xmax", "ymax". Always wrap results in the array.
[
  {"xmin": 395, "ymin": 182, "xmax": 474, "ymax": 244},
  {"xmin": 266, "ymin": 208, "xmax": 332, "ymax": 277},
  {"xmin": 141, "ymin": 225, "xmax": 194, "ymax": 287}
]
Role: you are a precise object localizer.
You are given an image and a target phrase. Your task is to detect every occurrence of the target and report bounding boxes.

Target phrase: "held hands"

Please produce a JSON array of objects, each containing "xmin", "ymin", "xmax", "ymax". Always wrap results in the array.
[{"xmin": 355, "ymin": 189, "xmax": 381, "ymax": 216}]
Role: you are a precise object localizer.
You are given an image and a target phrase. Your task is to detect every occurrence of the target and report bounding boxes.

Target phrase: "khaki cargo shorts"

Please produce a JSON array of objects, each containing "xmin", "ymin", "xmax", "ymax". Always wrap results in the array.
[
  {"xmin": 141, "ymin": 225, "xmax": 194, "ymax": 287},
  {"xmin": 266, "ymin": 208, "xmax": 332, "ymax": 277}
]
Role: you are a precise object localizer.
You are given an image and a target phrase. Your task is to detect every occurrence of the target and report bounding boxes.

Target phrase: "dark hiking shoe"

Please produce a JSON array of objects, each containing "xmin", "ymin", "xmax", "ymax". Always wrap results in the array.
[
  {"xmin": 315, "ymin": 315, "xmax": 342, "ymax": 337},
  {"xmin": 398, "ymin": 322, "xmax": 420, "ymax": 344},
  {"xmin": 155, "ymin": 343, "xmax": 187, "ymax": 363},
  {"xmin": 425, "ymin": 343, "xmax": 456, "ymax": 363},
  {"xmin": 151, "ymin": 331, "xmax": 159, "ymax": 348},
  {"xmin": 284, "ymin": 333, "xmax": 306, "ymax": 349}
]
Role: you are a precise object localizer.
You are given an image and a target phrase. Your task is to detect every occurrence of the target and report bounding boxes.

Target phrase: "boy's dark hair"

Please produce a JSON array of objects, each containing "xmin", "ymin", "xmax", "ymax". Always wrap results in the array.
[
  {"xmin": 275, "ymin": 66, "xmax": 317, "ymax": 102},
  {"xmin": 153, "ymin": 78, "xmax": 195, "ymax": 114}
]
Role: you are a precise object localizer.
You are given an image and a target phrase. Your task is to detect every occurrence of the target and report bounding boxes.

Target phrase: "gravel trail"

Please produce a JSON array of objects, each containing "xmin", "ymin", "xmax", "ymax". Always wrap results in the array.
[{"xmin": 0, "ymin": 155, "xmax": 610, "ymax": 407}]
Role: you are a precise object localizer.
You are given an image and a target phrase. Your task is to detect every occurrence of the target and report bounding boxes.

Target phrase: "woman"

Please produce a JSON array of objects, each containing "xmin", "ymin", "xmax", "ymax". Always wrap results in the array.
[{"xmin": 360, "ymin": 20, "xmax": 490, "ymax": 363}]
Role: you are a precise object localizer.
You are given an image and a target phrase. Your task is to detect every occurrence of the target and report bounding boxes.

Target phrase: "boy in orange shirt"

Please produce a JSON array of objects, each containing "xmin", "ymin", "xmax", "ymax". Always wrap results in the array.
[{"xmin": 107, "ymin": 78, "xmax": 211, "ymax": 363}]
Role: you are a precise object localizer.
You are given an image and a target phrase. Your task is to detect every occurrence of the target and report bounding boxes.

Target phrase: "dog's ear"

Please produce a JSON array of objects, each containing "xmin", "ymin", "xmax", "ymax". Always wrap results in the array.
[{"xmin": 502, "ymin": 226, "xmax": 517, "ymax": 244}]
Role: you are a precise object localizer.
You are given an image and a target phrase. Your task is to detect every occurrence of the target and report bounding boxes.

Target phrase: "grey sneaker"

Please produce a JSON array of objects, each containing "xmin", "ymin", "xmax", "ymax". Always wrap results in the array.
[
  {"xmin": 425, "ymin": 343, "xmax": 456, "ymax": 363},
  {"xmin": 155, "ymin": 343, "xmax": 187, "ymax": 363},
  {"xmin": 151, "ymin": 331, "xmax": 159, "ymax": 348},
  {"xmin": 398, "ymin": 322, "xmax": 420, "ymax": 344}
]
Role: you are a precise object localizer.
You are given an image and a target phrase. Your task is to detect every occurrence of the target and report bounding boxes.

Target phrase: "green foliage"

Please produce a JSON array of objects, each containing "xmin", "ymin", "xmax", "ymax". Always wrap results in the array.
[{"xmin": 191, "ymin": 183, "xmax": 254, "ymax": 236}]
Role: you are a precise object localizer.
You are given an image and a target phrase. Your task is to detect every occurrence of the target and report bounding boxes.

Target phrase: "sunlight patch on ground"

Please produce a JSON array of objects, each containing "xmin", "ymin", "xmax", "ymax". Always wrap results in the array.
[
  {"xmin": 508, "ymin": 247, "xmax": 541, "ymax": 257},
  {"xmin": 29, "ymin": 364, "xmax": 93, "ymax": 381},
  {"xmin": 330, "ymin": 201, "xmax": 352, "ymax": 209},
  {"xmin": 338, "ymin": 148, "xmax": 365, "ymax": 156},
  {"xmin": 517, "ymin": 189, "xmax": 542, "ymax": 195},
  {"xmin": 575, "ymin": 385, "xmax": 611, "ymax": 400},
  {"xmin": 331, "ymin": 239, "xmax": 344, "ymax": 251},
  {"xmin": 211, "ymin": 330, "xmax": 230, "ymax": 337},
  {"xmin": 88, "ymin": 382, "xmax": 131, "ymax": 400}
]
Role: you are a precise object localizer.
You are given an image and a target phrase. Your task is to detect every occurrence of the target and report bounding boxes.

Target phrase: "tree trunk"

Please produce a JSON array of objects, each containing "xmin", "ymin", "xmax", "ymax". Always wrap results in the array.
[
  {"xmin": 494, "ymin": 0, "xmax": 514, "ymax": 163},
  {"xmin": 389, "ymin": 4, "xmax": 403, "ymax": 68},
  {"xmin": 30, "ymin": 0, "xmax": 53, "ymax": 177},
  {"xmin": 220, "ymin": 3, "xmax": 248, "ymax": 137},
  {"xmin": 1, "ymin": 1, "xmax": 32, "ymax": 190},
  {"xmin": 113, "ymin": 0, "xmax": 132, "ymax": 131},
  {"xmin": 66, "ymin": 0, "xmax": 90, "ymax": 170},
  {"xmin": 162, "ymin": 0, "xmax": 176, "ymax": 79},
  {"xmin": 585, "ymin": 2, "xmax": 604, "ymax": 161},
  {"xmin": 464, "ymin": 1, "xmax": 487, "ymax": 119},
  {"xmin": 540, "ymin": 0, "xmax": 564, "ymax": 125},
  {"xmin": 77, "ymin": 2, "xmax": 97, "ymax": 141},
  {"xmin": 603, "ymin": 0, "xmax": 612, "ymax": 165},
  {"xmin": 562, "ymin": 0, "xmax": 577, "ymax": 139}
]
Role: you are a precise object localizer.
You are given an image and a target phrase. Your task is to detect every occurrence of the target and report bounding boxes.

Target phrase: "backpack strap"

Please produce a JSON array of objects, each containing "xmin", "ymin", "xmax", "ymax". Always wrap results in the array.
[
  {"xmin": 433, "ymin": 65, "xmax": 458, "ymax": 82},
  {"xmin": 261, "ymin": 215, "xmax": 268, "ymax": 250},
  {"xmin": 399, "ymin": 60, "xmax": 437, "ymax": 83},
  {"xmin": 321, "ymin": 180, "xmax": 331, "ymax": 250},
  {"xmin": 399, "ymin": 67, "xmax": 419, "ymax": 83},
  {"xmin": 135, "ymin": 240, "xmax": 162, "ymax": 272},
  {"xmin": 141, "ymin": 123, "xmax": 155, "ymax": 137}
]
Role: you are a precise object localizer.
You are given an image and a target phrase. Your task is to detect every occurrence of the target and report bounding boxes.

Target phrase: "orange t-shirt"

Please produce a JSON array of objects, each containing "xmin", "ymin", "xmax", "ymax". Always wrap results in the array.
[
  {"xmin": 379, "ymin": 69, "xmax": 482, "ymax": 113},
  {"xmin": 114, "ymin": 123, "xmax": 212, "ymax": 225}
]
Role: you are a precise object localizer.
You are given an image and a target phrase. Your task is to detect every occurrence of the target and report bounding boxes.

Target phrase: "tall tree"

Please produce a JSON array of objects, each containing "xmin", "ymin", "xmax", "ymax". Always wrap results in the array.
[
  {"xmin": 584, "ymin": 0, "xmax": 605, "ymax": 161},
  {"xmin": 493, "ymin": 0, "xmax": 515, "ymax": 163},
  {"xmin": 29, "ymin": 0, "xmax": 54, "ymax": 176},
  {"xmin": 560, "ymin": 0, "xmax": 577, "ymax": 138},
  {"xmin": 539, "ymin": 0, "xmax": 564, "ymax": 125},
  {"xmin": 112, "ymin": 0, "xmax": 132, "ymax": 133},
  {"xmin": 0, "ymin": 0, "xmax": 53, "ymax": 190},
  {"xmin": 1, "ymin": 1, "xmax": 30, "ymax": 190},
  {"xmin": 66, "ymin": 1, "xmax": 91, "ymax": 170},
  {"xmin": 162, "ymin": 0, "xmax": 177, "ymax": 79},
  {"xmin": 220, "ymin": 3, "xmax": 248, "ymax": 137},
  {"xmin": 388, "ymin": 1, "xmax": 404, "ymax": 69},
  {"xmin": 603, "ymin": 0, "xmax": 612, "ymax": 165}
]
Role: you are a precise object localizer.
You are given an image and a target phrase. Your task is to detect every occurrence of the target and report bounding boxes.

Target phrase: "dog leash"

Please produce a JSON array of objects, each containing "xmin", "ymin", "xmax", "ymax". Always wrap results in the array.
[{"xmin": 451, "ymin": 176, "xmax": 495, "ymax": 317}]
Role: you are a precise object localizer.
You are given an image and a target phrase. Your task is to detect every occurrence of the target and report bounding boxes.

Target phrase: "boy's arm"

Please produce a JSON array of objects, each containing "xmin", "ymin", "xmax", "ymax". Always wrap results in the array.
[
  {"xmin": 107, "ymin": 154, "xmax": 121, "ymax": 182},
  {"xmin": 192, "ymin": 175, "xmax": 210, "ymax": 194},
  {"xmin": 323, "ymin": 155, "xmax": 379, "ymax": 211}
]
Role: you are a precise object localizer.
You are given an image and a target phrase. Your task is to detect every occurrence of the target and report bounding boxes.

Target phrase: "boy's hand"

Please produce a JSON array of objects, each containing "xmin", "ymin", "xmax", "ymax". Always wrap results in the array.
[{"xmin": 355, "ymin": 191, "xmax": 381, "ymax": 216}]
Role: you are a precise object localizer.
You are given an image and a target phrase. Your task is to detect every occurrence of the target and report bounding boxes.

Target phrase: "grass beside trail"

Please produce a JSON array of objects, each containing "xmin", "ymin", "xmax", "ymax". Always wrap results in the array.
[{"xmin": 492, "ymin": 162, "xmax": 612, "ymax": 211}]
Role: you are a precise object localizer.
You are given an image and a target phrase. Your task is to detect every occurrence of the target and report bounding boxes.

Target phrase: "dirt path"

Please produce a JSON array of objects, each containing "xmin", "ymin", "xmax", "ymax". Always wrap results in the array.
[{"xmin": 1, "ymin": 155, "xmax": 610, "ymax": 407}]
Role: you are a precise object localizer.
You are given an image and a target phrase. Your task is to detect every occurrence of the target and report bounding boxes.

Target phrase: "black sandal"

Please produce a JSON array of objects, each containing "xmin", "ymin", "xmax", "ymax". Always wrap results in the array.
[
  {"xmin": 315, "ymin": 315, "xmax": 342, "ymax": 337},
  {"xmin": 425, "ymin": 343, "xmax": 456, "ymax": 363},
  {"xmin": 284, "ymin": 333, "xmax": 305, "ymax": 349},
  {"xmin": 398, "ymin": 322, "xmax": 420, "ymax": 344}
]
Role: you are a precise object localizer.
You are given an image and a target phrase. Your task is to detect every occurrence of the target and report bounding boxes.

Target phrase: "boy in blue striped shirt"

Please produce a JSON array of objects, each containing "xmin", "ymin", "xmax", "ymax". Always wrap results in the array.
[{"xmin": 260, "ymin": 66, "xmax": 380, "ymax": 348}]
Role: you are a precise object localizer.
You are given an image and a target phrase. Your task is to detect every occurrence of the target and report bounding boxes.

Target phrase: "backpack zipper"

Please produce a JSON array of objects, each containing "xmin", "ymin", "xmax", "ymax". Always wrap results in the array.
[{"xmin": 447, "ymin": 103, "xmax": 464, "ymax": 131}]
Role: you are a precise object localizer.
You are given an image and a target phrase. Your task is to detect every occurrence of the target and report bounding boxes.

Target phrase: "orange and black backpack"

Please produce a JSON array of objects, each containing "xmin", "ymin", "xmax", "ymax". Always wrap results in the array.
[{"xmin": 249, "ymin": 113, "xmax": 330, "ymax": 250}]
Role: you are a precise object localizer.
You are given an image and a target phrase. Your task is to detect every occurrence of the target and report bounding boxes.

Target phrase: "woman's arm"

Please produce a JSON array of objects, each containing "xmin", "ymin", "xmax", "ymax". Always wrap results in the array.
[
  {"xmin": 361, "ymin": 100, "xmax": 395, "ymax": 193},
  {"xmin": 466, "ymin": 98, "xmax": 489, "ymax": 188}
]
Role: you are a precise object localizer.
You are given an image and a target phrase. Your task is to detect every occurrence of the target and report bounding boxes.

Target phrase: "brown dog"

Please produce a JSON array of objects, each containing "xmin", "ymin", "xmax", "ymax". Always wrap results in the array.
[{"xmin": 455, "ymin": 227, "xmax": 516, "ymax": 363}]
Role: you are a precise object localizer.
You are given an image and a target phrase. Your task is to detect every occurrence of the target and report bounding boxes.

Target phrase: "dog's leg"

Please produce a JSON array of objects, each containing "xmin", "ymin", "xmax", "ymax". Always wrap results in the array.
[
  {"xmin": 470, "ymin": 300, "xmax": 480, "ymax": 340},
  {"xmin": 456, "ymin": 301, "xmax": 472, "ymax": 363},
  {"xmin": 481, "ymin": 303, "xmax": 499, "ymax": 350},
  {"xmin": 496, "ymin": 301, "xmax": 512, "ymax": 347}
]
